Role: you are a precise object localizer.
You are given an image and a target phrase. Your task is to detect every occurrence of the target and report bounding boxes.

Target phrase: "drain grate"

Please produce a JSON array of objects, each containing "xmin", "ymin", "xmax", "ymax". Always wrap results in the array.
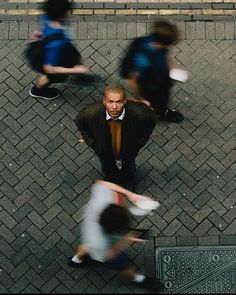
[{"xmin": 156, "ymin": 246, "xmax": 236, "ymax": 294}]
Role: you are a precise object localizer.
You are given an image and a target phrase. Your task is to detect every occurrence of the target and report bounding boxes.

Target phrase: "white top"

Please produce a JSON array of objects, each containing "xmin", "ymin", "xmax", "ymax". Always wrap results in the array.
[{"xmin": 81, "ymin": 183, "xmax": 116, "ymax": 262}]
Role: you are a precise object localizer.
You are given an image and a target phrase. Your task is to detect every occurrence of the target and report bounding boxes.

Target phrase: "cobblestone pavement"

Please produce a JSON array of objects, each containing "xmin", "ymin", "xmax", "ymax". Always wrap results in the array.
[{"xmin": 0, "ymin": 19, "xmax": 236, "ymax": 293}]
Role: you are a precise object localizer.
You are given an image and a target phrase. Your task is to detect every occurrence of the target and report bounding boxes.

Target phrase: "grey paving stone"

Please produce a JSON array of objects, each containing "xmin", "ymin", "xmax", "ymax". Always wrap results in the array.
[
  {"xmin": 163, "ymin": 219, "xmax": 182, "ymax": 236},
  {"xmin": 13, "ymin": 204, "xmax": 33, "ymax": 223},
  {"xmin": 0, "ymin": 224, "xmax": 16, "ymax": 243},
  {"xmin": 40, "ymin": 278, "xmax": 60, "ymax": 294},
  {"xmin": 0, "ymin": 210, "xmax": 17, "ymax": 229},
  {"xmin": 10, "ymin": 278, "xmax": 30, "ymax": 294},
  {"xmin": 28, "ymin": 195, "xmax": 48, "ymax": 214},
  {"xmin": 193, "ymin": 219, "xmax": 213, "ymax": 236},
  {"xmin": 0, "ymin": 22, "xmax": 9, "ymax": 39},
  {"xmin": 163, "ymin": 204, "xmax": 182, "ymax": 223},
  {"xmin": 220, "ymin": 235, "xmax": 236, "ymax": 245},
  {"xmin": 223, "ymin": 220, "xmax": 236, "ymax": 235},
  {"xmin": 176, "ymin": 236, "xmax": 198, "ymax": 246},
  {"xmin": 205, "ymin": 22, "xmax": 216, "ymax": 40}
]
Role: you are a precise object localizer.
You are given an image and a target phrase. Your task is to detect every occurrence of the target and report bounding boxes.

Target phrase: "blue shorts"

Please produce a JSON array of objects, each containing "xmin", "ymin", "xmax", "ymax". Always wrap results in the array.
[{"xmin": 104, "ymin": 252, "xmax": 133, "ymax": 271}]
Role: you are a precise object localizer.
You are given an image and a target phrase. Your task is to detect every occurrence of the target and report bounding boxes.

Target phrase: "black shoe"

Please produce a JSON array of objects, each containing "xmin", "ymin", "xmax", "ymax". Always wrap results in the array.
[
  {"xmin": 160, "ymin": 108, "xmax": 184, "ymax": 123},
  {"xmin": 29, "ymin": 86, "xmax": 60, "ymax": 100},
  {"xmin": 67, "ymin": 257, "xmax": 83, "ymax": 268},
  {"xmin": 67, "ymin": 255, "xmax": 97, "ymax": 268},
  {"xmin": 134, "ymin": 277, "xmax": 164, "ymax": 292}
]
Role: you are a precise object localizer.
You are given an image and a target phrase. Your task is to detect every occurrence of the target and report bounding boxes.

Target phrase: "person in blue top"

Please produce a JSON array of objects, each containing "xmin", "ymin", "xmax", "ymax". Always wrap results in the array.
[
  {"xmin": 29, "ymin": 0, "xmax": 87, "ymax": 100},
  {"xmin": 120, "ymin": 20, "xmax": 185, "ymax": 123}
]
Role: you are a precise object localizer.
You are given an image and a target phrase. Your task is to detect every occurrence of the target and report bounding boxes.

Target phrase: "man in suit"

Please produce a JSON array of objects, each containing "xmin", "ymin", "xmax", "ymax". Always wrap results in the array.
[{"xmin": 74, "ymin": 83, "xmax": 156, "ymax": 188}]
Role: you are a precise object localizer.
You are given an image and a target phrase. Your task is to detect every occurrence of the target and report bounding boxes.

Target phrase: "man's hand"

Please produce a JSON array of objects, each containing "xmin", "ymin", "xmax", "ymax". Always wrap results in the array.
[
  {"xmin": 32, "ymin": 30, "xmax": 43, "ymax": 41},
  {"xmin": 128, "ymin": 192, "xmax": 153, "ymax": 205}
]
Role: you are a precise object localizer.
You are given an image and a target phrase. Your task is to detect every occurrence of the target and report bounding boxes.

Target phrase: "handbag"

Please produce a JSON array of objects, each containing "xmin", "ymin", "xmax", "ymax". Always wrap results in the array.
[{"xmin": 23, "ymin": 33, "xmax": 65, "ymax": 73}]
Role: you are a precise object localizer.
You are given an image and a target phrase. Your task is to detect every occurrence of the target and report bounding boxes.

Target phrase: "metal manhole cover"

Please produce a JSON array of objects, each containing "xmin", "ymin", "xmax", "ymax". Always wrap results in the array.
[{"xmin": 156, "ymin": 246, "xmax": 236, "ymax": 294}]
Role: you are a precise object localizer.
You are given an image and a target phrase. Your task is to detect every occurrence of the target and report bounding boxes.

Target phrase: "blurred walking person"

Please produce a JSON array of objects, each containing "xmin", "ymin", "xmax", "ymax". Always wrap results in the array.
[
  {"xmin": 120, "ymin": 20, "xmax": 188, "ymax": 123},
  {"xmin": 67, "ymin": 180, "xmax": 163, "ymax": 292},
  {"xmin": 28, "ymin": 0, "xmax": 87, "ymax": 100}
]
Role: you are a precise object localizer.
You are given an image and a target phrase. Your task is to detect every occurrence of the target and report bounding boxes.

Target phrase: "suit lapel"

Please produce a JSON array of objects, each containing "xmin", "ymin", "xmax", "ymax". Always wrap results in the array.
[{"xmin": 99, "ymin": 109, "xmax": 114, "ymax": 158}]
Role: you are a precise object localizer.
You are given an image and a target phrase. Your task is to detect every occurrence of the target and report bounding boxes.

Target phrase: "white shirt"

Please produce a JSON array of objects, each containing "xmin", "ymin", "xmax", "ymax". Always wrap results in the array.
[
  {"xmin": 81, "ymin": 183, "xmax": 116, "ymax": 262},
  {"xmin": 106, "ymin": 109, "xmax": 125, "ymax": 121}
]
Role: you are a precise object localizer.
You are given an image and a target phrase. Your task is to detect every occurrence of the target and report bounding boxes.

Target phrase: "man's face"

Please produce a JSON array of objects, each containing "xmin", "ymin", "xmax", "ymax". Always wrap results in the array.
[{"xmin": 103, "ymin": 91, "xmax": 127, "ymax": 119}]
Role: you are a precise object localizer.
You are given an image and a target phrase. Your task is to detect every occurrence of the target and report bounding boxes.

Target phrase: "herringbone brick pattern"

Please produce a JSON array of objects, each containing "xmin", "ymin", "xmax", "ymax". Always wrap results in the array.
[{"xmin": 0, "ymin": 25, "xmax": 236, "ymax": 293}]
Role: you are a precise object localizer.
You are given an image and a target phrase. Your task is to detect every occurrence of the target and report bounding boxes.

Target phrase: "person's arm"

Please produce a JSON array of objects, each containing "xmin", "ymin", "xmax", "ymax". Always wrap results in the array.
[
  {"xmin": 105, "ymin": 232, "xmax": 146, "ymax": 260},
  {"xmin": 74, "ymin": 107, "xmax": 98, "ymax": 152},
  {"xmin": 42, "ymin": 40, "xmax": 88, "ymax": 75},
  {"xmin": 131, "ymin": 104, "xmax": 156, "ymax": 150},
  {"xmin": 126, "ymin": 73, "xmax": 151, "ymax": 107},
  {"xmin": 105, "ymin": 233, "xmax": 135, "ymax": 260},
  {"xmin": 127, "ymin": 96, "xmax": 151, "ymax": 107},
  {"xmin": 125, "ymin": 50, "xmax": 154, "ymax": 108},
  {"xmin": 126, "ymin": 73, "xmax": 142, "ymax": 98},
  {"xmin": 125, "ymin": 73, "xmax": 152, "ymax": 106},
  {"xmin": 31, "ymin": 30, "xmax": 43, "ymax": 41},
  {"xmin": 43, "ymin": 64, "xmax": 87, "ymax": 75},
  {"xmin": 167, "ymin": 56, "xmax": 176, "ymax": 70},
  {"xmin": 96, "ymin": 180, "xmax": 153, "ymax": 205}
]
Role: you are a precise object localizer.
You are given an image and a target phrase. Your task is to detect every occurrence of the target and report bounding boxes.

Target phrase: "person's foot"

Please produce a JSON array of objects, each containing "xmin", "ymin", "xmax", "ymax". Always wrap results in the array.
[
  {"xmin": 67, "ymin": 255, "xmax": 97, "ymax": 267},
  {"xmin": 29, "ymin": 86, "xmax": 60, "ymax": 100},
  {"xmin": 159, "ymin": 108, "xmax": 184, "ymax": 123},
  {"xmin": 134, "ymin": 276, "xmax": 164, "ymax": 292},
  {"xmin": 67, "ymin": 257, "xmax": 82, "ymax": 268}
]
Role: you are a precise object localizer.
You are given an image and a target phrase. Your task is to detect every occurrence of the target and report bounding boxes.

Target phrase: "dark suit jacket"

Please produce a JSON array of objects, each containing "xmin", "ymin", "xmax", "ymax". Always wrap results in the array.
[{"xmin": 74, "ymin": 101, "xmax": 156, "ymax": 161}]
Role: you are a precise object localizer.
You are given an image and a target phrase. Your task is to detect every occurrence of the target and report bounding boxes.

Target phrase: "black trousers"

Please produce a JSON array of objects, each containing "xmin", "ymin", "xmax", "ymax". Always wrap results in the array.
[
  {"xmin": 140, "ymin": 80, "xmax": 174, "ymax": 116},
  {"xmin": 100, "ymin": 157, "xmax": 136, "ymax": 189},
  {"xmin": 47, "ymin": 74, "xmax": 68, "ymax": 84}
]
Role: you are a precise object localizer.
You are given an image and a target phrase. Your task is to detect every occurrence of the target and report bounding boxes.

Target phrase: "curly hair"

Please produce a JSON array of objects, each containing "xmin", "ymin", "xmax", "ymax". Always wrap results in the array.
[
  {"xmin": 99, "ymin": 204, "xmax": 131, "ymax": 235},
  {"xmin": 152, "ymin": 20, "xmax": 180, "ymax": 46},
  {"xmin": 43, "ymin": 0, "xmax": 71, "ymax": 20}
]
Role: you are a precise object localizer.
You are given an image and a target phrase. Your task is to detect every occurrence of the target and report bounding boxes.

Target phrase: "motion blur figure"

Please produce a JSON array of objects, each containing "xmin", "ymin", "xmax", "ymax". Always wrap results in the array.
[
  {"xmin": 67, "ymin": 180, "xmax": 163, "ymax": 292},
  {"xmin": 74, "ymin": 83, "xmax": 156, "ymax": 189},
  {"xmin": 29, "ymin": 0, "xmax": 87, "ymax": 100},
  {"xmin": 120, "ymin": 20, "xmax": 185, "ymax": 123}
]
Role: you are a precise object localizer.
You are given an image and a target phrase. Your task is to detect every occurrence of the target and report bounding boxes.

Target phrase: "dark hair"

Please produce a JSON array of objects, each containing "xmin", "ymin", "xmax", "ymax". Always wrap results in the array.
[
  {"xmin": 99, "ymin": 204, "xmax": 131, "ymax": 235},
  {"xmin": 151, "ymin": 20, "xmax": 179, "ymax": 46},
  {"xmin": 43, "ymin": 0, "xmax": 71, "ymax": 20}
]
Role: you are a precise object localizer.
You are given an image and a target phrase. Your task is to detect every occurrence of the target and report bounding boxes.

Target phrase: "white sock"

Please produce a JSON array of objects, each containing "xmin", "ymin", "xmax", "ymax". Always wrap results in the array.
[
  {"xmin": 133, "ymin": 274, "xmax": 145, "ymax": 283},
  {"xmin": 72, "ymin": 256, "xmax": 83, "ymax": 263}
]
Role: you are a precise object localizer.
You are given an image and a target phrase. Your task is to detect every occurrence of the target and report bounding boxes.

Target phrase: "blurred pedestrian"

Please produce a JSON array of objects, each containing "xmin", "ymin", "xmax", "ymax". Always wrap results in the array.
[
  {"xmin": 28, "ymin": 0, "xmax": 87, "ymax": 100},
  {"xmin": 67, "ymin": 180, "xmax": 163, "ymax": 292},
  {"xmin": 120, "ymin": 20, "xmax": 186, "ymax": 123},
  {"xmin": 74, "ymin": 83, "xmax": 156, "ymax": 189}
]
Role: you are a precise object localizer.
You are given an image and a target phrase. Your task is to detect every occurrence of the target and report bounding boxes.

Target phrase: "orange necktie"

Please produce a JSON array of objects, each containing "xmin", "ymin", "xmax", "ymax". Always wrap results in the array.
[{"xmin": 108, "ymin": 119, "xmax": 122, "ymax": 158}]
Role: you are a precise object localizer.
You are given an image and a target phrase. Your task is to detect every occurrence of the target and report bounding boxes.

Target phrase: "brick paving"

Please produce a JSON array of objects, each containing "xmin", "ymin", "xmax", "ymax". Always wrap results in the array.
[
  {"xmin": 0, "ymin": 17, "xmax": 236, "ymax": 293},
  {"xmin": 0, "ymin": 1, "xmax": 236, "ymax": 22}
]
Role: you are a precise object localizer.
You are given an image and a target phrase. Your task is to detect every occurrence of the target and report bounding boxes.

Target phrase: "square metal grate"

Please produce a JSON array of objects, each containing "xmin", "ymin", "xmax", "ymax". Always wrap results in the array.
[{"xmin": 156, "ymin": 246, "xmax": 236, "ymax": 294}]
